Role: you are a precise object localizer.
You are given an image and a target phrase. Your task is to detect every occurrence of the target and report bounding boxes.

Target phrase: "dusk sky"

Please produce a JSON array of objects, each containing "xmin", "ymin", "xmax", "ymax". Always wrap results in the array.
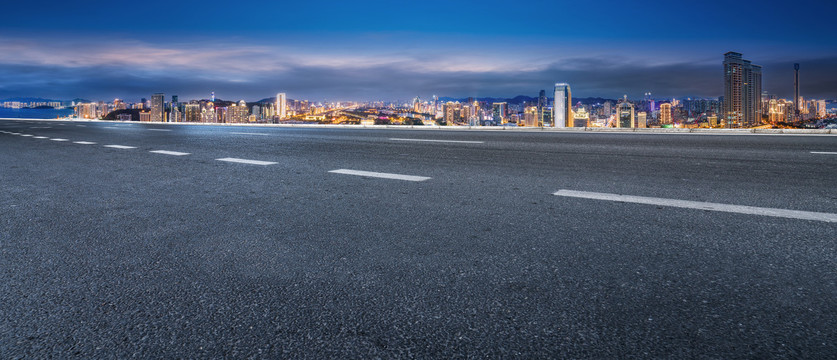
[{"xmin": 2, "ymin": 0, "xmax": 836, "ymax": 102}]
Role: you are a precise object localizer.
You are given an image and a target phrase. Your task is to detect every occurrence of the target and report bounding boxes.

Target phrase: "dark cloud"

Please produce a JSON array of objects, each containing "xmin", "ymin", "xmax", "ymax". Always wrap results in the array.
[{"xmin": 1, "ymin": 56, "xmax": 835, "ymax": 102}]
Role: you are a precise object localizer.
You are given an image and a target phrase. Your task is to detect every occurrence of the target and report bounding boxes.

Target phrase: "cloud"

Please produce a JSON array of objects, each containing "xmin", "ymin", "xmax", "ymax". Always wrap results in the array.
[{"xmin": 0, "ymin": 36, "xmax": 835, "ymax": 102}]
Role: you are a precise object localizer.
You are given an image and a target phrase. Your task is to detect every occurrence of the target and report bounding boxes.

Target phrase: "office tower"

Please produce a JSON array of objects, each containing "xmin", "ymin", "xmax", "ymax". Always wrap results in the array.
[
  {"xmin": 636, "ymin": 112, "xmax": 647, "ymax": 128},
  {"xmin": 660, "ymin": 103, "xmax": 672, "ymax": 125},
  {"xmin": 616, "ymin": 96, "xmax": 635, "ymax": 128},
  {"xmin": 492, "ymin": 102, "xmax": 507, "ymax": 125},
  {"xmin": 151, "ymin": 93, "xmax": 165, "ymax": 122},
  {"xmin": 276, "ymin": 93, "xmax": 287, "ymax": 119},
  {"xmin": 184, "ymin": 104, "xmax": 201, "ymax": 122},
  {"xmin": 793, "ymin": 63, "xmax": 800, "ymax": 120},
  {"xmin": 723, "ymin": 52, "xmax": 763, "ymax": 128},
  {"xmin": 443, "ymin": 102, "xmax": 456, "ymax": 125},
  {"xmin": 553, "ymin": 83, "xmax": 571, "ymax": 127}
]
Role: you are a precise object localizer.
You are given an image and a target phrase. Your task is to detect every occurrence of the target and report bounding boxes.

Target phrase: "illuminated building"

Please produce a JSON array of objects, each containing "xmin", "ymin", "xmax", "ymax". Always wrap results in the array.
[
  {"xmin": 553, "ymin": 83, "xmax": 571, "ymax": 127},
  {"xmin": 524, "ymin": 106, "xmax": 538, "ymax": 127},
  {"xmin": 443, "ymin": 102, "xmax": 457, "ymax": 125},
  {"xmin": 723, "ymin": 52, "xmax": 762, "ymax": 127},
  {"xmin": 228, "ymin": 100, "xmax": 249, "ymax": 123},
  {"xmin": 169, "ymin": 107, "xmax": 181, "ymax": 123},
  {"xmin": 184, "ymin": 104, "xmax": 201, "ymax": 122},
  {"xmin": 708, "ymin": 115, "xmax": 719, "ymax": 127},
  {"xmin": 151, "ymin": 93, "xmax": 165, "ymax": 122},
  {"xmin": 492, "ymin": 102, "xmax": 507, "ymax": 125},
  {"xmin": 660, "ymin": 103, "xmax": 672, "ymax": 125},
  {"xmin": 636, "ymin": 111, "xmax": 647, "ymax": 128},
  {"xmin": 572, "ymin": 107, "xmax": 589, "ymax": 127},
  {"xmin": 276, "ymin": 93, "xmax": 287, "ymax": 119},
  {"xmin": 793, "ymin": 63, "xmax": 800, "ymax": 120},
  {"xmin": 139, "ymin": 112, "xmax": 152, "ymax": 122},
  {"xmin": 616, "ymin": 95, "xmax": 634, "ymax": 128}
]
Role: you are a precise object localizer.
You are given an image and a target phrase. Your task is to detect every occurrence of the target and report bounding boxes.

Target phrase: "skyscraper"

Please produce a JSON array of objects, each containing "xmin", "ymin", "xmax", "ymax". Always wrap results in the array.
[
  {"xmin": 723, "ymin": 52, "xmax": 763, "ymax": 128},
  {"xmin": 793, "ymin": 63, "xmax": 800, "ymax": 121},
  {"xmin": 276, "ymin": 93, "xmax": 287, "ymax": 119},
  {"xmin": 616, "ymin": 95, "xmax": 634, "ymax": 128},
  {"xmin": 553, "ymin": 83, "xmax": 571, "ymax": 127},
  {"xmin": 660, "ymin": 103, "xmax": 672, "ymax": 125},
  {"xmin": 150, "ymin": 93, "xmax": 165, "ymax": 122},
  {"xmin": 492, "ymin": 102, "xmax": 507, "ymax": 125}
]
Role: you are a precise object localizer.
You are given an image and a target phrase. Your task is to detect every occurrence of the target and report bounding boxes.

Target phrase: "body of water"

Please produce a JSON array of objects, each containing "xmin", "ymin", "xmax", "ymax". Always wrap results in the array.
[{"xmin": 0, "ymin": 108, "xmax": 74, "ymax": 119}]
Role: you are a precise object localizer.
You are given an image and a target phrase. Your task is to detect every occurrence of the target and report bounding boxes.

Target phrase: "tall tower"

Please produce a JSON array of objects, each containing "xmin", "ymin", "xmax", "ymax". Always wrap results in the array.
[
  {"xmin": 151, "ymin": 93, "xmax": 165, "ymax": 122},
  {"xmin": 553, "ymin": 83, "xmax": 571, "ymax": 127},
  {"xmin": 793, "ymin": 63, "xmax": 800, "ymax": 120},
  {"xmin": 723, "ymin": 52, "xmax": 762, "ymax": 128},
  {"xmin": 660, "ymin": 103, "xmax": 672, "ymax": 125},
  {"xmin": 276, "ymin": 93, "xmax": 287, "ymax": 119},
  {"xmin": 617, "ymin": 95, "xmax": 635, "ymax": 128}
]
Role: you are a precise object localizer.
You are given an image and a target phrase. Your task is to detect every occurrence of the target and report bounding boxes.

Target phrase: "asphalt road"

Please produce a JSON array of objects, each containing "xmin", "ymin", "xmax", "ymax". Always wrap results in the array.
[{"xmin": 1, "ymin": 119, "xmax": 836, "ymax": 358}]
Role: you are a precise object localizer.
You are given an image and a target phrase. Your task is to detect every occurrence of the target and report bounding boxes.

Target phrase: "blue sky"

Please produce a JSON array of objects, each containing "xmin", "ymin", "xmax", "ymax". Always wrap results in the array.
[{"xmin": 1, "ymin": 0, "xmax": 835, "ymax": 102}]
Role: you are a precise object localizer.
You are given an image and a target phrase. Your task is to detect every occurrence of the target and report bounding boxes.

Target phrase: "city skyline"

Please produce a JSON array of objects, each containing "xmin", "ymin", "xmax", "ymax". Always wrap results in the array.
[{"xmin": 1, "ymin": 0, "xmax": 836, "ymax": 101}]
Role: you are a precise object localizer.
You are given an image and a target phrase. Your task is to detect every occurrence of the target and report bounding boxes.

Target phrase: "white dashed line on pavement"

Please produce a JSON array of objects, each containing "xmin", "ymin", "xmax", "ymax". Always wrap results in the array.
[
  {"xmin": 150, "ymin": 150, "xmax": 190, "ymax": 156},
  {"xmin": 103, "ymin": 145, "xmax": 137, "ymax": 149},
  {"xmin": 73, "ymin": 141, "xmax": 97, "ymax": 145},
  {"xmin": 390, "ymin": 138, "xmax": 485, "ymax": 144},
  {"xmin": 148, "ymin": 129, "xmax": 172, "ymax": 132},
  {"xmin": 50, "ymin": 138, "xmax": 69, "ymax": 141},
  {"xmin": 33, "ymin": 136, "xmax": 48, "ymax": 139},
  {"xmin": 328, "ymin": 169, "xmax": 432, "ymax": 182},
  {"xmin": 553, "ymin": 189, "xmax": 837, "ymax": 223},
  {"xmin": 216, "ymin": 158, "xmax": 277, "ymax": 166},
  {"xmin": 20, "ymin": 134, "xmax": 33, "ymax": 137},
  {"xmin": 811, "ymin": 151, "xmax": 837, "ymax": 155},
  {"xmin": 230, "ymin": 132, "xmax": 270, "ymax": 136}
]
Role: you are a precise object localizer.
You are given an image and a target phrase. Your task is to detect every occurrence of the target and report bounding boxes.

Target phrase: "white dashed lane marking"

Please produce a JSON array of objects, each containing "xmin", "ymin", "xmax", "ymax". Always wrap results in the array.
[
  {"xmin": 33, "ymin": 136, "xmax": 48, "ymax": 139},
  {"xmin": 553, "ymin": 189, "xmax": 837, "ymax": 223},
  {"xmin": 50, "ymin": 138, "xmax": 69, "ymax": 141},
  {"xmin": 216, "ymin": 158, "xmax": 277, "ymax": 166},
  {"xmin": 148, "ymin": 129, "xmax": 172, "ymax": 132},
  {"xmin": 811, "ymin": 151, "xmax": 837, "ymax": 155},
  {"xmin": 150, "ymin": 150, "xmax": 190, "ymax": 156},
  {"xmin": 390, "ymin": 138, "xmax": 485, "ymax": 144},
  {"xmin": 73, "ymin": 141, "xmax": 97, "ymax": 145},
  {"xmin": 20, "ymin": 134, "xmax": 33, "ymax": 137},
  {"xmin": 329, "ymin": 169, "xmax": 432, "ymax": 182},
  {"xmin": 231, "ymin": 132, "xmax": 270, "ymax": 136},
  {"xmin": 104, "ymin": 145, "xmax": 137, "ymax": 149}
]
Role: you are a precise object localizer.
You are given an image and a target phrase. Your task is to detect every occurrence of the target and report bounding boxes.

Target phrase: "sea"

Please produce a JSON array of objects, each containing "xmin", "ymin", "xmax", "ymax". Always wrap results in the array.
[{"xmin": 0, "ymin": 108, "xmax": 74, "ymax": 119}]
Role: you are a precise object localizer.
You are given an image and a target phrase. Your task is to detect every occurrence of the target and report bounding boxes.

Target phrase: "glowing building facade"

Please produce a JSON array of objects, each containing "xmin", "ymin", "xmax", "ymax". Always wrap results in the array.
[{"xmin": 553, "ymin": 83, "xmax": 571, "ymax": 127}]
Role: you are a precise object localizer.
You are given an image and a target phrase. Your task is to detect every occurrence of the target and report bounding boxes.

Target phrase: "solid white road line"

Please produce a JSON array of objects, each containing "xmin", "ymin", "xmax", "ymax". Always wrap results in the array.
[
  {"xmin": 50, "ymin": 138, "xmax": 69, "ymax": 141},
  {"xmin": 553, "ymin": 189, "xmax": 837, "ymax": 223},
  {"xmin": 329, "ymin": 169, "xmax": 431, "ymax": 182},
  {"xmin": 73, "ymin": 141, "xmax": 97, "ymax": 145},
  {"xmin": 33, "ymin": 136, "xmax": 48, "ymax": 139},
  {"xmin": 147, "ymin": 128, "xmax": 172, "ymax": 132},
  {"xmin": 150, "ymin": 150, "xmax": 190, "ymax": 156},
  {"xmin": 230, "ymin": 132, "xmax": 270, "ymax": 136},
  {"xmin": 390, "ymin": 138, "xmax": 485, "ymax": 144},
  {"xmin": 811, "ymin": 151, "xmax": 837, "ymax": 155},
  {"xmin": 216, "ymin": 157, "xmax": 277, "ymax": 165},
  {"xmin": 104, "ymin": 145, "xmax": 137, "ymax": 149}
]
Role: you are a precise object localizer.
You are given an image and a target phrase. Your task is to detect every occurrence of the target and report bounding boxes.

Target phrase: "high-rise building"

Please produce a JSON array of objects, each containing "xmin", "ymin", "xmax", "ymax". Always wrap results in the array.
[
  {"xmin": 151, "ymin": 93, "xmax": 165, "ymax": 122},
  {"xmin": 636, "ymin": 112, "xmax": 647, "ymax": 128},
  {"xmin": 793, "ymin": 63, "xmax": 800, "ymax": 121},
  {"xmin": 660, "ymin": 103, "xmax": 672, "ymax": 125},
  {"xmin": 276, "ymin": 93, "xmax": 287, "ymax": 119},
  {"xmin": 723, "ymin": 52, "xmax": 763, "ymax": 127},
  {"xmin": 492, "ymin": 102, "xmax": 507, "ymax": 125},
  {"xmin": 184, "ymin": 104, "xmax": 201, "ymax": 122},
  {"xmin": 553, "ymin": 83, "xmax": 571, "ymax": 127},
  {"xmin": 572, "ymin": 107, "xmax": 589, "ymax": 127},
  {"xmin": 616, "ymin": 96, "xmax": 635, "ymax": 128}
]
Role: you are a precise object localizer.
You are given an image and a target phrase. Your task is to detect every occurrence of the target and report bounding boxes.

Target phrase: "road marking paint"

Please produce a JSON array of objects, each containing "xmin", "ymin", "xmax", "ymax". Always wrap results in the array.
[
  {"xmin": 73, "ymin": 141, "xmax": 96, "ymax": 145},
  {"xmin": 553, "ymin": 189, "xmax": 837, "ymax": 223},
  {"xmin": 148, "ymin": 129, "xmax": 172, "ymax": 132},
  {"xmin": 103, "ymin": 126, "xmax": 118, "ymax": 129},
  {"xmin": 104, "ymin": 145, "xmax": 137, "ymax": 149},
  {"xmin": 150, "ymin": 150, "xmax": 190, "ymax": 156},
  {"xmin": 76, "ymin": 125, "xmax": 86, "ymax": 127},
  {"xmin": 216, "ymin": 157, "xmax": 277, "ymax": 165},
  {"xmin": 50, "ymin": 138, "xmax": 69, "ymax": 141},
  {"xmin": 811, "ymin": 151, "xmax": 837, "ymax": 155},
  {"xmin": 328, "ymin": 169, "xmax": 431, "ymax": 182},
  {"xmin": 33, "ymin": 136, "xmax": 48, "ymax": 139},
  {"xmin": 20, "ymin": 134, "xmax": 33, "ymax": 137},
  {"xmin": 231, "ymin": 132, "xmax": 270, "ymax": 136},
  {"xmin": 31, "ymin": 126, "xmax": 51, "ymax": 129},
  {"xmin": 390, "ymin": 138, "xmax": 484, "ymax": 144}
]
